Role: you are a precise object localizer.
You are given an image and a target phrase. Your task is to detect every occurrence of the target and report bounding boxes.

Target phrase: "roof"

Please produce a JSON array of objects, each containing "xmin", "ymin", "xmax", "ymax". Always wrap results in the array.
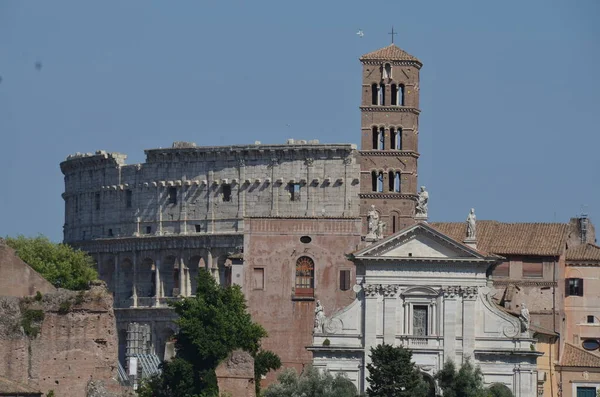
[
  {"xmin": 430, "ymin": 221, "xmax": 569, "ymax": 256},
  {"xmin": 560, "ymin": 343, "xmax": 600, "ymax": 368},
  {"xmin": 360, "ymin": 44, "xmax": 421, "ymax": 64},
  {"xmin": 0, "ymin": 376, "xmax": 41, "ymax": 395},
  {"xmin": 566, "ymin": 243, "xmax": 600, "ymax": 261}
]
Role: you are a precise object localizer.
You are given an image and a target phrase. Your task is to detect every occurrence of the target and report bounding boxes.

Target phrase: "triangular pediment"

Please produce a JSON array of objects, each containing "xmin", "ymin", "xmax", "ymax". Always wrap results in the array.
[{"xmin": 354, "ymin": 222, "xmax": 493, "ymax": 261}]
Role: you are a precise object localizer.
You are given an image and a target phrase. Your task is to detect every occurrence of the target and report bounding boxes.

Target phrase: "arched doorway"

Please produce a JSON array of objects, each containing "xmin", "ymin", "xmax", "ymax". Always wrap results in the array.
[{"xmin": 421, "ymin": 372, "xmax": 437, "ymax": 397}]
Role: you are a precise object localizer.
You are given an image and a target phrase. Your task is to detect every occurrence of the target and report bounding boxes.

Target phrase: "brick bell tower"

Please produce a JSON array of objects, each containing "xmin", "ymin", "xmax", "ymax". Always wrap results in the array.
[{"xmin": 358, "ymin": 43, "xmax": 423, "ymax": 236}]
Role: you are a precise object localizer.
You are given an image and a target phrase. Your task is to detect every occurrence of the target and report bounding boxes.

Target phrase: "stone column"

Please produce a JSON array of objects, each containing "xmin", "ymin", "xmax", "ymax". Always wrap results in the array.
[
  {"xmin": 132, "ymin": 251, "xmax": 138, "ymax": 308},
  {"xmin": 383, "ymin": 285, "xmax": 398, "ymax": 345},
  {"xmin": 363, "ymin": 285, "xmax": 379, "ymax": 390},
  {"xmin": 179, "ymin": 256, "xmax": 185, "ymax": 297},
  {"xmin": 207, "ymin": 249, "xmax": 218, "ymax": 281},
  {"xmin": 443, "ymin": 287, "xmax": 459, "ymax": 364},
  {"xmin": 154, "ymin": 257, "xmax": 161, "ymax": 306},
  {"xmin": 462, "ymin": 287, "xmax": 477, "ymax": 359}
]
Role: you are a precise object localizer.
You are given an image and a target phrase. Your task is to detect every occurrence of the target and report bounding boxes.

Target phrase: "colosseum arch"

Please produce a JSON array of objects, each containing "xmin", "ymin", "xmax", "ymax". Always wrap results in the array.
[
  {"xmin": 116, "ymin": 257, "xmax": 134, "ymax": 307},
  {"xmin": 187, "ymin": 254, "xmax": 207, "ymax": 296},
  {"xmin": 160, "ymin": 255, "xmax": 178, "ymax": 297},
  {"xmin": 217, "ymin": 255, "xmax": 232, "ymax": 287},
  {"xmin": 98, "ymin": 256, "xmax": 115, "ymax": 294},
  {"xmin": 138, "ymin": 257, "xmax": 156, "ymax": 300}
]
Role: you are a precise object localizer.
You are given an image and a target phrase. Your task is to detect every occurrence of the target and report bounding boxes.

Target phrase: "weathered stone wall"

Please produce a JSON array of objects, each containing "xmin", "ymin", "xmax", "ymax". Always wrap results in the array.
[
  {"xmin": 215, "ymin": 350, "xmax": 255, "ymax": 397},
  {"xmin": 60, "ymin": 141, "xmax": 359, "ymax": 243},
  {"xmin": 0, "ymin": 286, "xmax": 123, "ymax": 397},
  {"xmin": 243, "ymin": 218, "xmax": 360, "ymax": 383},
  {"xmin": 0, "ymin": 240, "xmax": 56, "ymax": 297}
]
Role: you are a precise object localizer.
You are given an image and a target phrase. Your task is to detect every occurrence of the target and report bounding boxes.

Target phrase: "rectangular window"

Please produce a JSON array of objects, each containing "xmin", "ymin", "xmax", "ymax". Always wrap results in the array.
[
  {"xmin": 222, "ymin": 184, "xmax": 232, "ymax": 202},
  {"xmin": 566, "ymin": 278, "xmax": 584, "ymax": 297},
  {"xmin": 523, "ymin": 259, "xmax": 544, "ymax": 278},
  {"xmin": 108, "ymin": 228, "xmax": 113, "ymax": 237},
  {"xmin": 168, "ymin": 187, "xmax": 177, "ymax": 204},
  {"xmin": 587, "ymin": 315, "xmax": 595, "ymax": 324},
  {"xmin": 145, "ymin": 226, "xmax": 152, "ymax": 235},
  {"xmin": 493, "ymin": 261, "xmax": 510, "ymax": 278},
  {"xmin": 253, "ymin": 268, "xmax": 265, "ymax": 290},
  {"xmin": 95, "ymin": 192, "xmax": 101, "ymax": 210},
  {"xmin": 195, "ymin": 224, "xmax": 201, "ymax": 233},
  {"xmin": 126, "ymin": 190, "xmax": 133, "ymax": 208},
  {"xmin": 413, "ymin": 305, "xmax": 428, "ymax": 336},
  {"xmin": 289, "ymin": 183, "xmax": 301, "ymax": 201},
  {"xmin": 339, "ymin": 270, "xmax": 351, "ymax": 291}
]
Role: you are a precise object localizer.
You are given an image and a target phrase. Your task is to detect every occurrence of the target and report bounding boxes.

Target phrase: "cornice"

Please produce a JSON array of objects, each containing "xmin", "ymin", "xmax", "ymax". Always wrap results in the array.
[
  {"xmin": 359, "ymin": 193, "xmax": 417, "ymax": 200},
  {"xmin": 359, "ymin": 150, "xmax": 420, "ymax": 158},
  {"xmin": 493, "ymin": 279, "xmax": 558, "ymax": 287},
  {"xmin": 360, "ymin": 106, "xmax": 420, "ymax": 115},
  {"xmin": 360, "ymin": 60, "xmax": 422, "ymax": 69}
]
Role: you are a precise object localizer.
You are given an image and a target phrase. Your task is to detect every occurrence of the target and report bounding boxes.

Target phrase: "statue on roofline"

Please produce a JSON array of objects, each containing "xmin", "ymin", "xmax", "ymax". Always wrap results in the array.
[
  {"xmin": 415, "ymin": 186, "xmax": 428, "ymax": 217},
  {"xmin": 466, "ymin": 208, "xmax": 476, "ymax": 239}
]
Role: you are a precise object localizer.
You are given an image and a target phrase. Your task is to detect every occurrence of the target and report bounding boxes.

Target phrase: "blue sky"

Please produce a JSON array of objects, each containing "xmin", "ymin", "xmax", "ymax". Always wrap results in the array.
[{"xmin": 1, "ymin": 0, "xmax": 598, "ymax": 242}]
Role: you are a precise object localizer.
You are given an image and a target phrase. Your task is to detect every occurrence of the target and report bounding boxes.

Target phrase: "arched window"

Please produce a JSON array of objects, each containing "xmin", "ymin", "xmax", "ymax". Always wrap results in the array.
[
  {"xmin": 372, "ymin": 126, "xmax": 378, "ymax": 149},
  {"xmin": 391, "ymin": 213, "xmax": 399, "ymax": 233},
  {"xmin": 390, "ymin": 127, "xmax": 396, "ymax": 149},
  {"xmin": 388, "ymin": 171, "xmax": 395, "ymax": 192},
  {"xmin": 398, "ymin": 84, "xmax": 405, "ymax": 106},
  {"xmin": 378, "ymin": 127, "xmax": 385, "ymax": 150},
  {"xmin": 371, "ymin": 84, "xmax": 378, "ymax": 105},
  {"xmin": 377, "ymin": 172, "xmax": 384, "ymax": 192},
  {"xmin": 379, "ymin": 84, "xmax": 385, "ymax": 105},
  {"xmin": 394, "ymin": 172, "xmax": 401, "ymax": 192},
  {"xmin": 395, "ymin": 128, "xmax": 402, "ymax": 150},
  {"xmin": 391, "ymin": 85, "xmax": 398, "ymax": 105},
  {"xmin": 295, "ymin": 256, "xmax": 314, "ymax": 297},
  {"xmin": 371, "ymin": 171, "xmax": 377, "ymax": 192},
  {"xmin": 383, "ymin": 63, "xmax": 392, "ymax": 79}
]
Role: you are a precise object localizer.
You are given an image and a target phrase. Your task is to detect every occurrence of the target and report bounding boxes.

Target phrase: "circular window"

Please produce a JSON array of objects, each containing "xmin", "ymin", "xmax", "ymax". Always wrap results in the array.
[
  {"xmin": 300, "ymin": 236, "xmax": 312, "ymax": 244},
  {"xmin": 582, "ymin": 340, "xmax": 600, "ymax": 351}
]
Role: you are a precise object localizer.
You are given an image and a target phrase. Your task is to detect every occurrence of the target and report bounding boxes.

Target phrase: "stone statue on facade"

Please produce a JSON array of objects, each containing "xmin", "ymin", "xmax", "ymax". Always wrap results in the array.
[
  {"xmin": 519, "ymin": 303, "xmax": 530, "ymax": 332},
  {"xmin": 314, "ymin": 300, "xmax": 326, "ymax": 334},
  {"xmin": 366, "ymin": 205, "xmax": 379, "ymax": 240},
  {"xmin": 466, "ymin": 208, "xmax": 476, "ymax": 239},
  {"xmin": 376, "ymin": 221, "xmax": 386, "ymax": 240},
  {"xmin": 415, "ymin": 186, "xmax": 429, "ymax": 217}
]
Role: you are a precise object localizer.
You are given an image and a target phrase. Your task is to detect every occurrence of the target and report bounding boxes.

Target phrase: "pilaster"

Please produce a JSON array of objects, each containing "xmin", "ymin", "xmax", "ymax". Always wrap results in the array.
[
  {"xmin": 443, "ymin": 286, "xmax": 459, "ymax": 363},
  {"xmin": 383, "ymin": 284, "xmax": 398, "ymax": 345}
]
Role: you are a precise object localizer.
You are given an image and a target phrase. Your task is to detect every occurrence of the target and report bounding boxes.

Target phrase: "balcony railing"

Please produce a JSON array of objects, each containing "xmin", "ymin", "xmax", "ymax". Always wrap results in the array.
[{"xmin": 397, "ymin": 335, "xmax": 443, "ymax": 349}]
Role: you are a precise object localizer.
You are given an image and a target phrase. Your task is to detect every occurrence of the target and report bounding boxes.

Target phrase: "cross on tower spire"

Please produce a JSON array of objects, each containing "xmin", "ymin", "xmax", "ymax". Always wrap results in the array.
[{"xmin": 388, "ymin": 27, "xmax": 397, "ymax": 44}]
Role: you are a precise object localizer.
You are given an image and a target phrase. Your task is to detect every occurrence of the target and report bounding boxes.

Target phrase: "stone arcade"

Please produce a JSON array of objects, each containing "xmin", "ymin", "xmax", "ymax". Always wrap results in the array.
[{"xmin": 310, "ymin": 221, "xmax": 540, "ymax": 396}]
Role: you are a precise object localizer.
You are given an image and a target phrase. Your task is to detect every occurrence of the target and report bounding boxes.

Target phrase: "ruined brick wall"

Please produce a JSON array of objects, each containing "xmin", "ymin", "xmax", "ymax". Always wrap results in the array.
[
  {"xmin": 0, "ymin": 240, "xmax": 56, "ymax": 297},
  {"xmin": 243, "ymin": 218, "xmax": 361, "ymax": 384},
  {"xmin": 0, "ymin": 285, "xmax": 123, "ymax": 397},
  {"xmin": 215, "ymin": 350, "xmax": 255, "ymax": 397}
]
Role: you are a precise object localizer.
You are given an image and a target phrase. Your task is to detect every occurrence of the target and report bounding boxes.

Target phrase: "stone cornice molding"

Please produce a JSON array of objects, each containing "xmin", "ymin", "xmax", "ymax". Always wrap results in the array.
[
  {"xmin": 442, "ymin": 286, "xmax": 479, "ymax": 299},
  {"xmin": 360, "ymin": 106, "xmax": 420, "ymax": 115},
  {"xmin": 359, "ymin": 193, "xmax": 417, "ymax": 200},
  {"xmin": 492, "ymin": 280, "xmax": 558, "ymax": 287},
  {"xmin": 359, "ymin": 150, "xmax": 419, "ymax": 158},
  {"xmin": 362, "ymin": 284, "xmax": 400, "ymax": 298},
  {"xmin": 360, "ymin": 60, "xmax": 422, "ymax": 68}
]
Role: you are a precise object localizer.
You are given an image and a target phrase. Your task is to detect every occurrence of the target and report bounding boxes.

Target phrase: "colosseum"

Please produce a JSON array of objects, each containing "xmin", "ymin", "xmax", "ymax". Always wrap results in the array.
[{"xmin": 59, "ymin": 43, "xmax": 424, "ymax": 377}]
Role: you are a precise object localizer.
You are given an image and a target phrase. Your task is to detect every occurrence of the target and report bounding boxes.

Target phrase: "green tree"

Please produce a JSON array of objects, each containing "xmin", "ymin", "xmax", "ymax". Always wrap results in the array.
[
  {"xmin": 366, "ymin": 344, "xmax": 428, "ymax": 397},
  {"xmin": 435, "ymin": 357, "xmax": 488, "ymax": 397},
  {"xmin": 5, "ymin": 235, "xmax": 97, "ymax": 290},
  {"xmin": 263, "ymin": 366, "xmax": 357, "ymax": 397},
  {"xmin": 254, "ymin": 349, "xmax": 281, "ymax": 395},
  {"xmin": 486, "ymin": 383, "xmax": 514, "ymax": 397},
  {"xmin": 138, "ymin": 269, "xmax": 277, "ymax": 397}
]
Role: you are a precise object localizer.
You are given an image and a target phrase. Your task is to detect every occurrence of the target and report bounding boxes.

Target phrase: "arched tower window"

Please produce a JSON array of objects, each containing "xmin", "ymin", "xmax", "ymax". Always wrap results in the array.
[
  {"xmin": 388, "ymin": 171, "xmax": 395, "ymax": 192},
  {"xmin": 295, "ymin": 256, "xmax": 314, "ymax": 297},
  {"xmin": 390, "ymin": 127, "xmax": 395, "ymax": 149},
  {"xmin": 391, "ymin": 213, "xmax": 399, "ymax": 233},
  {"xmin": 378, "ymin": 127, "xmax": 385, "ymax": 150},
  {"xmin": 372, "ymin": 126, "xmax": 378, "ymax": 149},
  {"xmin": 391, "ymin": 85, "xmax": 398, "ymax": 105},
  {"xmin": 394, "ymin": 172, "xmax": 401, "ymax": 192},
  {"xmin": 377, "ymin": 172, "xmax": 384, "ymax": 192},
  {"xmin": 398, "ymin": 84, "xmax": 405, "ymax": 106},
  {"xmin": 383, "ymin": 63, "xmax": 392, "ymax": 79},
  {"xmin": 371, "ymin": 84, "xmax": 378, "ymax": 105},
  {"xmin": 371, "ymin": 171, "xmax": 377, "ymax": 192},
  {"xmin": 379, "ymin": 83, "xmax": 385, "ymax": 105},
  {"xmin": 395, "ymin": 128, "xmax": 403, "ymax": 149}
]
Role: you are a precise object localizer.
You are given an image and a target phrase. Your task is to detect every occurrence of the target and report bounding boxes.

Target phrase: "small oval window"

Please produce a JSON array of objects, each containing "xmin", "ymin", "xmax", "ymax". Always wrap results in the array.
[
  {"xmin": 582, "ymin": 340, "xmax": 600, "ymax": 351},
  {"xmin": 300, "ymin": 236, "xmax": 312, "ymax": 244}
]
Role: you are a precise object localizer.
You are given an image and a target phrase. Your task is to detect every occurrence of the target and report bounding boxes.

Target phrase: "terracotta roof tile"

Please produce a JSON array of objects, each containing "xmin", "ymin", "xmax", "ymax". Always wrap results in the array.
[
  {"xmin": 430, "ymin": 221, "xmax": 568, "ymax": 256},
  {"xmin": 566, "ymin": 243, "xmax": 600, "ymax": 261},
  {"xmin": 560, "ymin": 343, "xmax": 600, "ymax": 367},
  {"xmin": 0, "ymin": 376, "xmax": 41, "ymax": 395},
  {"xmin": 360, "ymin": 44, "xmax": 421, "ymax": 63}
]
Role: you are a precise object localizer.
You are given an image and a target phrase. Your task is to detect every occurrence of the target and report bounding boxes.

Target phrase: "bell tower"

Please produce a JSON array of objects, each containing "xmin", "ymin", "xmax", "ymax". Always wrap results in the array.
[{"xmin": 358, "ymin": 43, "xmax": 423, "ymax": 235}]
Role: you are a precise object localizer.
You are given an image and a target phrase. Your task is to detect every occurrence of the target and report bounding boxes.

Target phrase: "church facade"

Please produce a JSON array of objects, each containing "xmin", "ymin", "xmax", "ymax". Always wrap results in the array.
[{"xmin": 310, "ymin": 222, "xmax": 540, "ymax": 396}]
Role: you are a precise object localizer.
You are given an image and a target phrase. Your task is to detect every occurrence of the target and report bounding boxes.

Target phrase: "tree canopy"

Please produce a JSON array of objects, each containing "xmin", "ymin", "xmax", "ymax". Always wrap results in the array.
[
  {"xmin": 263, "ymin": 366, "xmax": 357, "ymax": 397},
  {"xmin": 138, "ymin": 269, "xmax": 278, "ymax": 397},
  {"xmin": 5, "ymin": 235, "xmax": 98, "ymax": 290},
  {"xmin": 435, "ymin": 358, "xmax": 513, "ymax": 397},
  {"xmin": 366, "ymin": 344, "xmax": 428, "ymax": 397}
]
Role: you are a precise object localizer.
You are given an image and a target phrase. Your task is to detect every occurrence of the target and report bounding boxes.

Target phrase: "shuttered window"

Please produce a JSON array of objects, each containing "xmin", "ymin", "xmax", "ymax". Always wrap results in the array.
[
  {"xmin": 494, "ymin": 262, "xmax": 510, "ymax": 278},
  {"xmin": 523, "ymin": 259, "xmax": 544, "ymax": 278},
  {"xmin": 339, "ymin": 270, "xmax": 351, "ymax": 291}
]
